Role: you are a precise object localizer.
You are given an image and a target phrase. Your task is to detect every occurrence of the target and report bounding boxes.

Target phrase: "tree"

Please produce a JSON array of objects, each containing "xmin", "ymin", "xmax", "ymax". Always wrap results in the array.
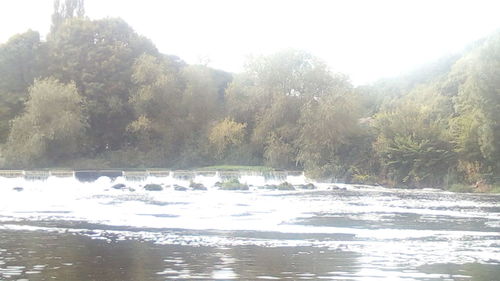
[
  {"xmin": 225, "ymin": 50, "xmax": 340, "ymax": 168},
  {"xmin": 51, "ymin": 0, "xmax": 85, "ymax": 33},
  {"xmin": 3, "ymin": 78, "xmax": 88, "ymax": 167},
  {"xmin": 446, "ymin": 32, "xmax": 500, "ymax": 182},
  {"xmin": 46, "ymin": 17, "xmax": 158, "ymax": 152},
  {"xmin": 297, "ymin": 84, "xmax": 365, "ymax": 179},
  {"xmin": 179, "ymin": 65, "xmax": 221, "ymax": 133},
  {"xmin": 0, "ymin": 30, "xmax": 44, "ymax": 141},
  {"xmin": 209, "ymin": 118, "xmax": 246, "ymax": 160},
  {"xmin": 0, "ymin": 30, "xmax": 42, "ymax": 94},
  {"xmin": 373, "ymin": 102, "xmax": 456, "ymax": 187},
  {"xmin": 128, "ymin": 54, "xmax": 183, "ymax": 155},
  {"xmin": 128, "ymin": 55, "xmax": 225, "ymax": 167},
  {"xmin": 169, "ymin": 65, "xmax": 223, "ymax": 167}
]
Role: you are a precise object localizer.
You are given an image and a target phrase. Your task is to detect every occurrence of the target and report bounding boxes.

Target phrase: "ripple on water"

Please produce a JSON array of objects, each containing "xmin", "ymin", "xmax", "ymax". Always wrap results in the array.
[{"xmin": 0, "ymin": 179, "xmax": 499, "ymax": 280}]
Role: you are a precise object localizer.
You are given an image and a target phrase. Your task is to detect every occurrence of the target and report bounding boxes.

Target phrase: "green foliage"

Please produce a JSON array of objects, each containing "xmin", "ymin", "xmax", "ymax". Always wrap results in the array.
[
  {"xmin": 209, "ymin": 118, "xmax": 246, "ymax": 159},
  {"xmin": 3, "ymin": 78, "xmax": 87, "ymax": 167},
  {"xmin": 277, "ymin": 182, "xmax": 295, "ymax": 190},
  {"xmin": 128, "ymin": 53, "xmax": 182, "ymax": 154},
  {"xmin": 0, "ymin": 0, "xmax": 498, "ymax": 191},
  {"xmin": 373, "ymin": 102, "xmax": 456, "ymax": 187},
  {"xmin": 51, "ymin": 0, "xmax": 86, "ymax": 33},
  {"xmin": 263, "ymin": 133, "xmax": 297, "ymax": 169},
  {"xmin": 172, "ymin": 65, "xmax": 222, "ymax": 162},
  {"xmin": 47, "ymin": 17, "xmax": 158, "ymax": 152},
  {"xmin": 0, "ymin": 30, "xmax": 44, "ymax": 142},
  {"xmin": 297, "ymin": 83, "xmax": 364, "ymax": 179},
  {"xmin": 447, "ymin": 33, "xmax": 500, "ymax": 180},
  {"xmin": 490, "ymin": 185, "xmax": 500, "ymax": 193},
  {"xmin": 217, "ymin": 179, "xmax": 249, "ymax": 190},
  {"xmin": 351, "ymin": 173, "xmax": 379, "ymax": 185},
  {"xmin": 0, "ymin": 30, "xmax": 42, "ymax": 94},
  {"xmin": 199, "ymin": 165, "xmax": 272, "ymax": 172},
  {"xmin": 226, "ymin": 49, "xmax": 359, "ymax": 173},
  {"xmin": 446, "ymin": 184, "xmax": 475, "ymax": 193},
  {"xmin": 128, "ymin": 55, "xmax": 224, "ymax": 166}
]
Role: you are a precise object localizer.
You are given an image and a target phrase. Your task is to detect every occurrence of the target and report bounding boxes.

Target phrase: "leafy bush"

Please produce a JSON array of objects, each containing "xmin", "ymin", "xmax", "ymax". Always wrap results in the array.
[
  {"xmin": 351, "ymin": 173, "xmax": 378, "ymax": 185},
  {"xmin": 446, "ymin": 184, "xmax": 475, "ymax": 193},
  {"xmin": 490, "ymin": 185, "xmax": 500, "ymax": 193},
  {"xmin": 217, "ymin": 179, "xmax": 249, "ymax": 190},
  {"xmin": 277, "ymin": 182, "xmax": 295, "ymax": 190},
  {"xmin": 374, "ymin": 103, "xmax": 456, "ymax": 187}
]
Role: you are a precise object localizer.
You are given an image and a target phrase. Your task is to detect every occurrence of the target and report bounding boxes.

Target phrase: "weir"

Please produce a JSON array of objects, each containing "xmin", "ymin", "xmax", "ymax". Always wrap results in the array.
[
  {"xmin": 123, "ymin": 171, "xmax": 148, "ymax": 181},
  {"xmin": 147, "ymin": 170, "xmax": 171, "ymax": 177},
  {"xmin": 49, "ymin": 170, "xmax": 75, "ymax": 178},
  {"xmin": 0, "ymin": 169, "xmax": 309, "ymax": 187},
  {"xmin": 0, "ymin": 170, "xmax": 24, "ymax": 178},
  {"xmin": 171, "ymin": 171, "xmax": 195, "ymax": 181},
  {"xmin": 24, "ymin": 171, "xmax": 50, "ymax": 181},
  {"xmin": 74, "ymin": 170, "xmax": 123, "ymax": 182},
  {"xmin": 0, "ymin": 170, "xmax": 303, "ymax": 179}
]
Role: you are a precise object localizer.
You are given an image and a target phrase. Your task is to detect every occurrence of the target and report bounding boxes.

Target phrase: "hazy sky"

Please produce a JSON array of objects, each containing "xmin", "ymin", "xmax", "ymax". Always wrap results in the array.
[{"xmin": 1, "ymin": 0, "xmax": 500, "ymax": 84}]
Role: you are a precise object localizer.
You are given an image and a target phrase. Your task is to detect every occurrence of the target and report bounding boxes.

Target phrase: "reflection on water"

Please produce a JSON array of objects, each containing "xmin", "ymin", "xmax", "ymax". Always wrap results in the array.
[
  {"xmin": 0, "ymin": 230, "xmax": 358, "ymax": 280},
  {"xmin": 0, "ymin": 174, "xmax": 499, "ymax": 280},
  {"xmin": 0, "ymin": 230, "xmax": 498, "ymax": 280}
]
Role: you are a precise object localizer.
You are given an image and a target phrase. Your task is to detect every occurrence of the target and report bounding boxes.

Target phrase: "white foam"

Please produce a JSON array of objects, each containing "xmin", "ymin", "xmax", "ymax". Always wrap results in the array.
[{"xmin": 0, "ymin": 172, "xmax": 499, "ymax": 269}]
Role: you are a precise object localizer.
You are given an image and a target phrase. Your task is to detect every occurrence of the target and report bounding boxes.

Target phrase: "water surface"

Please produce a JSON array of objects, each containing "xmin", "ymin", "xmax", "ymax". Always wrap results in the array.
[{"xmin": 0, "ymin": 172, "xmax": 498, "ymax": 280}]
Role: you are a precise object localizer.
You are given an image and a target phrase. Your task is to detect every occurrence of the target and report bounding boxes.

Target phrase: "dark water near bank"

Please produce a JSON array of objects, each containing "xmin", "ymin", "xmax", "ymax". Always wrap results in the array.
[{"xmin": 0, "ymin": 174, "xmax": 499, "ymax": 280}]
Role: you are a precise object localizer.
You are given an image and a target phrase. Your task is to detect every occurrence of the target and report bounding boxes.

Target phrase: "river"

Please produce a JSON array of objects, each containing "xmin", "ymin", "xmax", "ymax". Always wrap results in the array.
[{"xmin": 0, "ymin": 171, "xmax": 499, "ymax": 280}]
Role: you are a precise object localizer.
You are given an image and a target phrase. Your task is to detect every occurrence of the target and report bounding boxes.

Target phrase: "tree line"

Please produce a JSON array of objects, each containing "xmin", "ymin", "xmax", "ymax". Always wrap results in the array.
[{"xmin": 0, "ymin": 0, "xmax": 498, "ymax": 189}]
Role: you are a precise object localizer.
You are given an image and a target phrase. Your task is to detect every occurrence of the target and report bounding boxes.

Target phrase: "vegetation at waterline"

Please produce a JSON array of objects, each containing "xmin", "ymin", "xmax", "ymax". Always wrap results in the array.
[
  {"xmin": 216, "ymin": 179, "xmax": 249, "ymax": 191},
  {"xmin": 0, "ymin": 0, "xmax": 498, "ymax": 191},
  {"xmin": 198, "ymin": 165, "xmax": 274, "ymax": 172}
]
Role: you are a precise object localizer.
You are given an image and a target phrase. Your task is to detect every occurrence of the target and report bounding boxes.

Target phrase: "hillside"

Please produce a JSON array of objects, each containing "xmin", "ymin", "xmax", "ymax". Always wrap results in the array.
[{"xmin": 0, "ymin": 2, "xmax": 498, "ymax": 190}]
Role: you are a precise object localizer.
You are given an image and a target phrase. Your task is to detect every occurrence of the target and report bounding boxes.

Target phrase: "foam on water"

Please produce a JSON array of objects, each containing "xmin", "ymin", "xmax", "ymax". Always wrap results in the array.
[{"xmin": 0, "ymin": 171, "xmax": 499, "ymax": 269}]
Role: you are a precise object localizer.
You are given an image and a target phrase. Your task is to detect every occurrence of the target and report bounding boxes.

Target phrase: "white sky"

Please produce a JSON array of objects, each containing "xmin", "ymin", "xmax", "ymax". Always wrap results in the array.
[{"xmin": 1, "ymin": 0, "xmax": 500, "ymax": 85}]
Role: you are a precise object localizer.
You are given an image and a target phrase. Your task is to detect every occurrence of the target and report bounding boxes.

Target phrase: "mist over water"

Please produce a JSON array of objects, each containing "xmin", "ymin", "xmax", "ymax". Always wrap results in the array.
[{"xmin": 0, "ymin": 171, "xmax": 499, "ymax": 280}]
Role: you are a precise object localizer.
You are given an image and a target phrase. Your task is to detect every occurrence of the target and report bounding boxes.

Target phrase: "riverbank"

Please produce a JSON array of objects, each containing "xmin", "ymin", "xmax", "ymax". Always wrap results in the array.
[
  {"xmin": 196, "ymin": 165, "xmax": 274, "ymax": 172},
  {"xmin": 445, "ymin": 183, "xmax": 500, "ymax": 194}
]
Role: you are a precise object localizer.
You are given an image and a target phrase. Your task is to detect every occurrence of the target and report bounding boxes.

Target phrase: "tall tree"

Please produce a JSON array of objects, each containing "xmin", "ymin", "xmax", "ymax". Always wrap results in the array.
[
  {"xmin": 3, "ymin": 78, "xmax": 88, "ymax": 167},
  {"xmin": 51, "ymin": 0, "xmax": 85, "ymax": 33},
  {"xmin": 209, "ymin": 118, "xmax": 246, "ymax": 160},
  {"xmin": 47, "ymin": 17, "xmax": 158, "ymax": 152},
  {"xmin": 128, "ymin": 53, "xmax": 183, "ymax": 158},
  {"xmin": 0, "ymin": 30, "xmax": 44, "ymax": 141},
  {"xmin": 297, "ymin": 80, "xmax": 365, "ymax": 179},
  {"xmin": 226, "ymin": 50, "xmax": 351, "ymax": 169},
  {"xmin": 449, "ymin": 33, "xmax": 500, "ymax": 181}
]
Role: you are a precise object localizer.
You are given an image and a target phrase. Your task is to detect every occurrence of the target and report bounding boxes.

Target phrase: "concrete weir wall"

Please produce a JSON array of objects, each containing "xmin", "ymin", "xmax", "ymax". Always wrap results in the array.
[
  {"xmin": 0, "ymin": 169, "xmax": 304, "ymax": 182},
  {"xmin": 0, "ymin": 170, "xmax": 74, "ymax": 180}
]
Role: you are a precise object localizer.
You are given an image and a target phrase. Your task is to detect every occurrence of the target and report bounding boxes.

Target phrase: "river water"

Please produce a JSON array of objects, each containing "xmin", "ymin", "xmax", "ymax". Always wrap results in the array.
[{"xmin": 0, "ymin": 171, "xmax": 499, "ymax": 280}]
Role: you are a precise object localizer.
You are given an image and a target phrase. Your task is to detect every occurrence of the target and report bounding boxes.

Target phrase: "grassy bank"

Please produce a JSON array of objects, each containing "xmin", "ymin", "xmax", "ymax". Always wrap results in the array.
[
  {"xmin": 445, "ymin": 184, "xmax": 500, "ymax": 194},
  {"xmin": 196, "ymin": 165, "xmax": 274, "ymax": 172}
]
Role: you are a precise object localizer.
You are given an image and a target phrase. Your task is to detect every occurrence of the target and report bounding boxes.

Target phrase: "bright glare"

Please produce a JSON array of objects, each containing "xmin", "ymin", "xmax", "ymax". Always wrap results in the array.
[{"xmin": 1, "ymin": 0, "xmax": 500, "ymax": 84}]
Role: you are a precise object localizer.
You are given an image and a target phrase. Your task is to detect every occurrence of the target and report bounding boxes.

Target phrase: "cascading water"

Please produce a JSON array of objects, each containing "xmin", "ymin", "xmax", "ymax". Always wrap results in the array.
[
  {"xmin": 0, "ymin": 170, "xmax": 335, "ymax": 232},
  {"xmin": 5, "ymin": 170, "xmax": 315, "ymax": 186}
]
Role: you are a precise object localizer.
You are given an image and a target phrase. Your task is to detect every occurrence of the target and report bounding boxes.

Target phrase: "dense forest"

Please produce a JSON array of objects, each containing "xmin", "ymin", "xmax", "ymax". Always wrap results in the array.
[{"xmin": 0, "ymin": 0, "xmax": 498, "ymax": 190}]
